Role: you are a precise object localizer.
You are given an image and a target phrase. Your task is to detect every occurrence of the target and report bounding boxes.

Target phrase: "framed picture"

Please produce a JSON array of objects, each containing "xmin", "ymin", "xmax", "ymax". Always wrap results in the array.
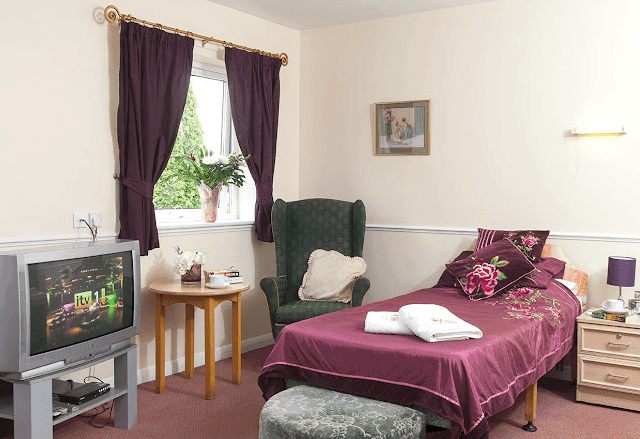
[
  {"xmin": 629, "ymin": 299, "xmax": 640, "ymax": 315},
  {"xmin": 374, "ymin": 100, "xmax": 430, "ymax": 156}
]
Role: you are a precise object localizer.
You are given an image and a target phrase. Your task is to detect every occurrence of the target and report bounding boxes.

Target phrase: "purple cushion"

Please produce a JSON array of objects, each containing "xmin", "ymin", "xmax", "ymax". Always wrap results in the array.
[
  {"xmin": 475, "ymin": 228, "xmax": 550, "ymax": 262},
  {"xmin": 435, "ymin": 251, "xmax": 473, "ymax": 288},
  {"xmin": 518, "ymin": 257, "xmax": 566, "ymax": 289},
  {"xmin": 446, "ymin": 240, "xmax": 535, "ymax": 301}
]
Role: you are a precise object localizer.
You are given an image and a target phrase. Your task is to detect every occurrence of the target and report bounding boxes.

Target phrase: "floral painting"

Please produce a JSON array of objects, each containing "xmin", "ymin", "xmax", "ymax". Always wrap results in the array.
[{"xmin": 374, "ymin": 100, "xmax": 430, "ymax": 155}]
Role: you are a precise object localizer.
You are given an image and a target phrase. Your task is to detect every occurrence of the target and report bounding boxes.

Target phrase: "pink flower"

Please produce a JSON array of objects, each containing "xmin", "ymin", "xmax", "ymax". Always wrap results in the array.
[
  {"xmin": 520, "ymin": 234, "xmax": 538, "ymax": 249},
  {"xmin": 509, "ymin": 303, "xmax": 532, "ymax": 311},
  {"xmin": 465, "ymin": 263, "xmax": 501, "ymax": 296},
  {"xmin": 507, "ymin": 287, "xmax": 534, "ymax": 298},
  {"xmin": 189, "ymin": 153, "xmax": 196, "ymax": 161}
]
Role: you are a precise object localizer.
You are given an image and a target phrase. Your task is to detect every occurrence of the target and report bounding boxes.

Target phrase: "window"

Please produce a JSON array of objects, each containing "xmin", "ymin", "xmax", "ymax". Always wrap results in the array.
[{"xmin": 154, "ymin": 63, "xmax": 254, "ymax": 225}]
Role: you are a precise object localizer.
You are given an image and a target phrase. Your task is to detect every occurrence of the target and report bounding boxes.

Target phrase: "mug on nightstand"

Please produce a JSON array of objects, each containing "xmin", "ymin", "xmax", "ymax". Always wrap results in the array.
[{"xmin": 602, "ymin": 299, "xmax": 626, "ymax": 313}]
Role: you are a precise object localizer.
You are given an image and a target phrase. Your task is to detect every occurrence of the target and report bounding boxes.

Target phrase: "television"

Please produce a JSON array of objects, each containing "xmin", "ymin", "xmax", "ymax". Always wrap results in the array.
[{"xmin": 0, "ymin": 239, "xmax": 141, "ymax": 380}]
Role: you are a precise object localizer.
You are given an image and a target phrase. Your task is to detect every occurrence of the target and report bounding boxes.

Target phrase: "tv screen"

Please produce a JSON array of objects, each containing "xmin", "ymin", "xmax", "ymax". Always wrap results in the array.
[{"xmin": 28, "ymin": 251, "xmax": 135, "ymax": 356}]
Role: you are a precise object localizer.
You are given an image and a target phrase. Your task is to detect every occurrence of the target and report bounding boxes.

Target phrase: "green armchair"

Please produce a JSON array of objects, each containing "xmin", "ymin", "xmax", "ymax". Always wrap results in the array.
[{"xmin": 260, "ymin": 198, "xmax": 370, "ymax": 340}]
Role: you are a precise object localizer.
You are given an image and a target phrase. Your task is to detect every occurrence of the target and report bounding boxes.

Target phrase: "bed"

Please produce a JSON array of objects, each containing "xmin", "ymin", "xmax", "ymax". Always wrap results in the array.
[{"xmin": 258, "ymin": 239, "xmax": 586, "ymax": 439}]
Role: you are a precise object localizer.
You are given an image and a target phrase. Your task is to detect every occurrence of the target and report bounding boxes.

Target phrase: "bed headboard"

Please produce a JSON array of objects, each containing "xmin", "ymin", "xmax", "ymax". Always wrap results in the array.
[{"xmin": 540, "ymin": 244, "xmax": 589, "ymax": 299}]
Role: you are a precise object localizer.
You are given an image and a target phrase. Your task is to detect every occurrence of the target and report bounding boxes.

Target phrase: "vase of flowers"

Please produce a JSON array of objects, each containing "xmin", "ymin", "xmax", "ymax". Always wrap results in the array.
[
  {"xmin": 198, "ymin": 182, "xmax": 223, "ymax": 222},
  {"xmin": 174, "ymin": 145, "xmax": 250, "ymax": 222},
  {"xmin": 174, "ymin": 246, "xmax": 206, "ymax": 284}
]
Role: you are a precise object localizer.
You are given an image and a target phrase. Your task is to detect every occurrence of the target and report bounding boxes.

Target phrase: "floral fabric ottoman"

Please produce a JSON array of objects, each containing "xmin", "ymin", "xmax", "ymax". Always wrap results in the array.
[{"xmin": 259, "ymin": 385, "xmax": 427, "ymax": 439}]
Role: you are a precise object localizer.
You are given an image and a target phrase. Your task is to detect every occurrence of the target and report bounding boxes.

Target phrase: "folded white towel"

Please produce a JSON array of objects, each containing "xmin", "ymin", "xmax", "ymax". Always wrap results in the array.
[
  {"xmin": 398, "ymin": 304, "xmax": 483, "ymax": 342},
  {"xmin": 364, "ymin": 311, "xmax": 413, "ymax": 335}
]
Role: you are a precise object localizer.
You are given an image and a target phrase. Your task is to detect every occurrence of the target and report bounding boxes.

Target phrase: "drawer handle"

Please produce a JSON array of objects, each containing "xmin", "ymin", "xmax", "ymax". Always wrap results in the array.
[
  {"xmin": 607, "ymin": 341, "xmax": 630, "ymax": 349},
  {"xmin": 606, "ymin": 373, "xmax": 629, "ymax": 382}
]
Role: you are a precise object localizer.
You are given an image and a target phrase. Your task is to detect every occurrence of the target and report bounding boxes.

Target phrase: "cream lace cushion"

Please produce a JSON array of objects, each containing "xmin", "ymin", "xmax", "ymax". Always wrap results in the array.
[{"xmin": 298, "ymin": 249, "xmax": 367, "ymax": 303}]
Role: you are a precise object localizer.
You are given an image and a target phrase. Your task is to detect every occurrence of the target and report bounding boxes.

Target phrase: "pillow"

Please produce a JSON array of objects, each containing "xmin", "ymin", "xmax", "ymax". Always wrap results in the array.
[
  {"xmin": 434, "ymin": 251, "xmax": 473, "ymax": 288},
  {"xmin": 298, "ymin": 249, "xmax": 367, "ymax": 303},
  {"xmin": 518, "ymin": 257, "xmax": 566, "ymax": 289},
  {"xmin": 475, "ymin": 228, "xmax": 549, "ymax": 262},
  {"xmin": 446, "ymin": 239, "xmax": 535, "ymax": 301}
]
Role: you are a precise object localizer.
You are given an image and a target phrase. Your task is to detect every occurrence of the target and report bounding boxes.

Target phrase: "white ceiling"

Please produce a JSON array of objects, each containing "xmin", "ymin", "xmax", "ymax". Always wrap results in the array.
[{"xmin": 206, "ymin": 0, "xmax": 497, "ymax": 31}]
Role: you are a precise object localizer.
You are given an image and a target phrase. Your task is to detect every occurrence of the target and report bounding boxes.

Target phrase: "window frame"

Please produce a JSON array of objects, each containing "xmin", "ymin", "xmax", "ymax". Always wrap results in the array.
[{"xmin": 155, "ymin": 61, "xmax": 245, "ymax": 227}]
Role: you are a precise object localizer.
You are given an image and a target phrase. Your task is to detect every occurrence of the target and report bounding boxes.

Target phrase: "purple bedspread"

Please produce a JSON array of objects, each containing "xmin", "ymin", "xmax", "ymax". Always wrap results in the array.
[{"xmin": 258, "ymin": 281, "xmax": 582, "ymax": 439}]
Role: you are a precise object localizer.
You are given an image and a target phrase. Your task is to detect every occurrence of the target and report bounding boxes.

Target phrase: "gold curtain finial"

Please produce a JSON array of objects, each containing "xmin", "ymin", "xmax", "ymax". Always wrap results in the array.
[
  {"xmin": 102, "ymin": 5, "xmax": 289, "ymax": 66},
  {"xmin": 104, "ymin": 5, "xmax": 119, "ymax": 24}
]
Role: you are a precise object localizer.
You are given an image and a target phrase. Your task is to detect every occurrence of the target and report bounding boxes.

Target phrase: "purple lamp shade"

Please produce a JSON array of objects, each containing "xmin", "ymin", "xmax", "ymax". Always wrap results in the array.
[{"xmin": 607, "ymin": 256, "xmax": 636, "ymax": 287}]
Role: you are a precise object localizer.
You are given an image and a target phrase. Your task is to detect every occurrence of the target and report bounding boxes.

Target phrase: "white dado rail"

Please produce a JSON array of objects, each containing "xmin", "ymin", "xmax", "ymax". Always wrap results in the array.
[
  {"xmin": 2, "ymin": 224, "xmax": 639, "ymax": 249},
  {"xmin": 366, "ymin": 225, "xmax": 640, "ymax": 244}
]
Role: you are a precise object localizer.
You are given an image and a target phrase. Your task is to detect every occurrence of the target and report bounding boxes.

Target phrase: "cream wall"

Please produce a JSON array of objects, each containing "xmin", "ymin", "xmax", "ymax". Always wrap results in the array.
[
  {"xmin": 299, "ymin": 0, "xmax": 640, "ymax": 307},
  {"xmin": 0, "ymin": 0, "xmax": 299, "ymax": 383}
]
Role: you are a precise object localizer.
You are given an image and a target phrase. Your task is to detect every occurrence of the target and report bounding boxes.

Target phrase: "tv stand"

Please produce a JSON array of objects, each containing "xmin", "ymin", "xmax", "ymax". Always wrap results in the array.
[{"xmin": 0, "ymin": 344, "xmax": 137, "ymax": 439}]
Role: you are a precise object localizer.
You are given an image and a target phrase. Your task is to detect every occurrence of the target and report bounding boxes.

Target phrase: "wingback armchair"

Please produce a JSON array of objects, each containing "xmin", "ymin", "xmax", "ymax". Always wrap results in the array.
[{"xmin": 260, "ymin": 198, "xmax": 370, "ymax": 340}]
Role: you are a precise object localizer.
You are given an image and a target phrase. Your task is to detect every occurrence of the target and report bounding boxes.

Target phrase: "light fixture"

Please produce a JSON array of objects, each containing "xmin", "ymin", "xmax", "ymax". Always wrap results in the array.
[
  {"xmin": 571, "ymin": 126, "xmax": 626, "ymax": 136},
  {"xmin": 607, "ymin": 256, "xmax": 636, "ymax": 300}
]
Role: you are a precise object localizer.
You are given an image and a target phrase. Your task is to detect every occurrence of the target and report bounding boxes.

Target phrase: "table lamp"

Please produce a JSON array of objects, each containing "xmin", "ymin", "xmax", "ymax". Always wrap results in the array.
[{"xmin": 607, "ymin": 256, "xmax": 636, "ymax": 300}]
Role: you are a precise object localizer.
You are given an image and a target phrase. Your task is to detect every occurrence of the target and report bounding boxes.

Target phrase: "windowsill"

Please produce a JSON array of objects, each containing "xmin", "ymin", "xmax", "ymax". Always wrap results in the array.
[{"xmin": 157, "ymin": 218, "xmax": 255, "ymax": 236}]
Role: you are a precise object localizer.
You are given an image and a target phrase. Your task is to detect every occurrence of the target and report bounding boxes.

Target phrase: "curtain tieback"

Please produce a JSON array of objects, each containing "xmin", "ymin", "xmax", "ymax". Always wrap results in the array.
[{"xmin": 121, "ymin": 177, "xmax": 154, "ymax": 200}]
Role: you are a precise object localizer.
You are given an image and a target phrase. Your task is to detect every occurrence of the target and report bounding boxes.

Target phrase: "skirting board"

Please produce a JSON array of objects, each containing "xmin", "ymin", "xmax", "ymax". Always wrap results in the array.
[{"xmin": 98, "ymin": 333, "xmax": 274, "ymax": 388}]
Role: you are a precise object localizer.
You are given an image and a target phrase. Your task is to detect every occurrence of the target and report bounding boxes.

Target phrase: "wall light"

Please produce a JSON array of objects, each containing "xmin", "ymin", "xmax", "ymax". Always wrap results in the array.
[{"xmin": 571, "ymin": 125, "xmax": 627, "ymax": 136}]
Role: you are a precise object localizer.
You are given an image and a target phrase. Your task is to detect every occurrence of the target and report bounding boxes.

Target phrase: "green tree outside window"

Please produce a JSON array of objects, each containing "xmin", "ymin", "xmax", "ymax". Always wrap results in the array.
[{"xmin": 154, "ymin": 85, "xmax": 205, "ymax": 209}]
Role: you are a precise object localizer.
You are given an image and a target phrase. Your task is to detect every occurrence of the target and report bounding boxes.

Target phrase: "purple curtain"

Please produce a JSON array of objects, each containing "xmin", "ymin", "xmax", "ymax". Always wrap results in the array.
[
  {"xmin": 117, "ymin": 22, "xmax": 193, "ymax": 255},
  {"xmin": 225, "ymin": 47, "xmax": 281, "ymax": 242}
]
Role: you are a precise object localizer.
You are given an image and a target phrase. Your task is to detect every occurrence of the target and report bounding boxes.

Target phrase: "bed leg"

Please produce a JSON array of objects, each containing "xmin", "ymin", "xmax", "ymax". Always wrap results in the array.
[{"xmin": 522, "ymin": 381, "xmax": 537, "ymax": 432}]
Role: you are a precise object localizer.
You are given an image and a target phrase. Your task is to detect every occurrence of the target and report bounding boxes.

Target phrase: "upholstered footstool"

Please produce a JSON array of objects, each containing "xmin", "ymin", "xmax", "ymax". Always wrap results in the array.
[{"xmin": 259, "ymin": 385, "xmax": 427, "ymax": 439}]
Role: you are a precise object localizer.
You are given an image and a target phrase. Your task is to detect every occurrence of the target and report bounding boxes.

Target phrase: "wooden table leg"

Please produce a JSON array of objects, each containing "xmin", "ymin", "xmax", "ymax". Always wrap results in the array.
[
  {"xmin": 155, "ymin": 294, "xmax": 166, "ymax": 394},
  {"xmin": 232, "ymin": 294, "xmax": 241, "ymax": 384},
  {"xmin": 185, "ymin": 304, "xmax": 195, "ymax": 379},
  {"xmin": 204, "ymin": 298, "xmax": 215, "ymax": 399}
]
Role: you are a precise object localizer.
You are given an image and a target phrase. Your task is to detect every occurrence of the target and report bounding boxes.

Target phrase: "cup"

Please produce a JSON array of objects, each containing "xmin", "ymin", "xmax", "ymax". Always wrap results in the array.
[
  {"xmin": 209, "ymin": 274, "xmax": 230, "ymax": 288},
  {"xmin": 602, "ymin": 299, "xmax": 626, "ymax": 313}
]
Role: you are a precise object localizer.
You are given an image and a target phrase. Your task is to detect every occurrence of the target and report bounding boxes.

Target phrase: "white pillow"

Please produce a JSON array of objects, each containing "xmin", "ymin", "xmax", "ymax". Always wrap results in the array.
[{"xmin": 298, "ymin": 249, "xmax": 367, "ymax": 303}]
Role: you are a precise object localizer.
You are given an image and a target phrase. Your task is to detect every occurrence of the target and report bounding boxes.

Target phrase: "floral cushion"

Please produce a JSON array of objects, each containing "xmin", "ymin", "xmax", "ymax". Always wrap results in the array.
[
  {"xmin": 434, "ymin": 251, "xmax": 473, "ymax": 288},
  {"xmin": 446, "ymin": 240, "xmax": 535, "ymax": 300},
  {"xmin": 259, "ymin": 385, "xmax": 427, "ymax": 439},
  {"xmin": 518, "ymin": 257, "xmax": 566, "ymax": 289},
  {"xmin": 475, "ymin": 228, "xmax": 550, "ymax": 262}
]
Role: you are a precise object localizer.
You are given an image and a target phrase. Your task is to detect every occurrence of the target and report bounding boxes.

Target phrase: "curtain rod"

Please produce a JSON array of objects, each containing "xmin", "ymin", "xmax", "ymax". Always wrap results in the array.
[{"xmin": 104, "ymin": 5, "xmax": 288, "ymax": 66}]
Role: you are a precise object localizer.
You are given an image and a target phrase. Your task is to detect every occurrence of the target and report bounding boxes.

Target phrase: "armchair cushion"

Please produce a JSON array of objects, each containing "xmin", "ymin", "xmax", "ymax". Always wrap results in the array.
[
  {"xmin": 274, "ymin": 300, "xmax": 350, "ymax": 325},
  {"xmin": 298, "ymin": 249, "xmax": 367, "ymax": 302}
]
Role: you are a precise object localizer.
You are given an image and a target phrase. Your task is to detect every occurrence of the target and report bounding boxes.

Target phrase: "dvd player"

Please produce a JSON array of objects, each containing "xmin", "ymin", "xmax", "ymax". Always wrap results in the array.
[{"xmin": 53, "ymin": 381, "xmax": 111, "ymax": 405}]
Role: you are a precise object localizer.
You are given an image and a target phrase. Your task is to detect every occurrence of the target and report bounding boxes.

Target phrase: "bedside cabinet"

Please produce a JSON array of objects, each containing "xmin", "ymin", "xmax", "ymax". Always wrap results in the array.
[{"xmin": 576, "ymin": 310, "xmax": 640, "ymax": 411}]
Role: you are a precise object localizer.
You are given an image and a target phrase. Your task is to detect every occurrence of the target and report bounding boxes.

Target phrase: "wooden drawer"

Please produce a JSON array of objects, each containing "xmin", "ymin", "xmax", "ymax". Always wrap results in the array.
[
  {"xmin": 579, "ymin": 323, "xmax": 640, "ymax": 361},
  {"xmin": 578, "ymin": 354, "xmax": 640, "ymax": 395}
]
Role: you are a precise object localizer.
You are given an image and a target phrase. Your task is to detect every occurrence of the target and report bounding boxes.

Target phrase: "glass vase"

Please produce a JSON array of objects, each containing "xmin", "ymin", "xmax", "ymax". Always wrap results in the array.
[{"xmin": 198, "ymin": 182, "xmax": 222, "ymax": 222}]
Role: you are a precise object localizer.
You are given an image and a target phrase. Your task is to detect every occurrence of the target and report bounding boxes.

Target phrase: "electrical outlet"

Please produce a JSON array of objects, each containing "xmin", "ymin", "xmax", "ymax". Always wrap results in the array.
[
  {"xmin": 89, "ymin": 212, "xmax": 103, "ymax": 228},
  {"xmin": 73, "ymin": 213, "xmax": 88, "ymax": 228}
]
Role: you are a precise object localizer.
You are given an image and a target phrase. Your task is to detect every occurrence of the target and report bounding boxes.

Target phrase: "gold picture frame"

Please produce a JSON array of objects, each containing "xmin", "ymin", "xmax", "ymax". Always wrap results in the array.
[{"xmin": 374, "ymin": 100, "xmax": 430, "ymax": 156}]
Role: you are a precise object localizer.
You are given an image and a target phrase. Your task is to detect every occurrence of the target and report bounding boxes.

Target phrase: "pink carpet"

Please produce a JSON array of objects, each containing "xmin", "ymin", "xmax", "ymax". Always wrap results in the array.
[{"xmin": 1, "ymin": 345, "xmax": 639, "ymax": 438}]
